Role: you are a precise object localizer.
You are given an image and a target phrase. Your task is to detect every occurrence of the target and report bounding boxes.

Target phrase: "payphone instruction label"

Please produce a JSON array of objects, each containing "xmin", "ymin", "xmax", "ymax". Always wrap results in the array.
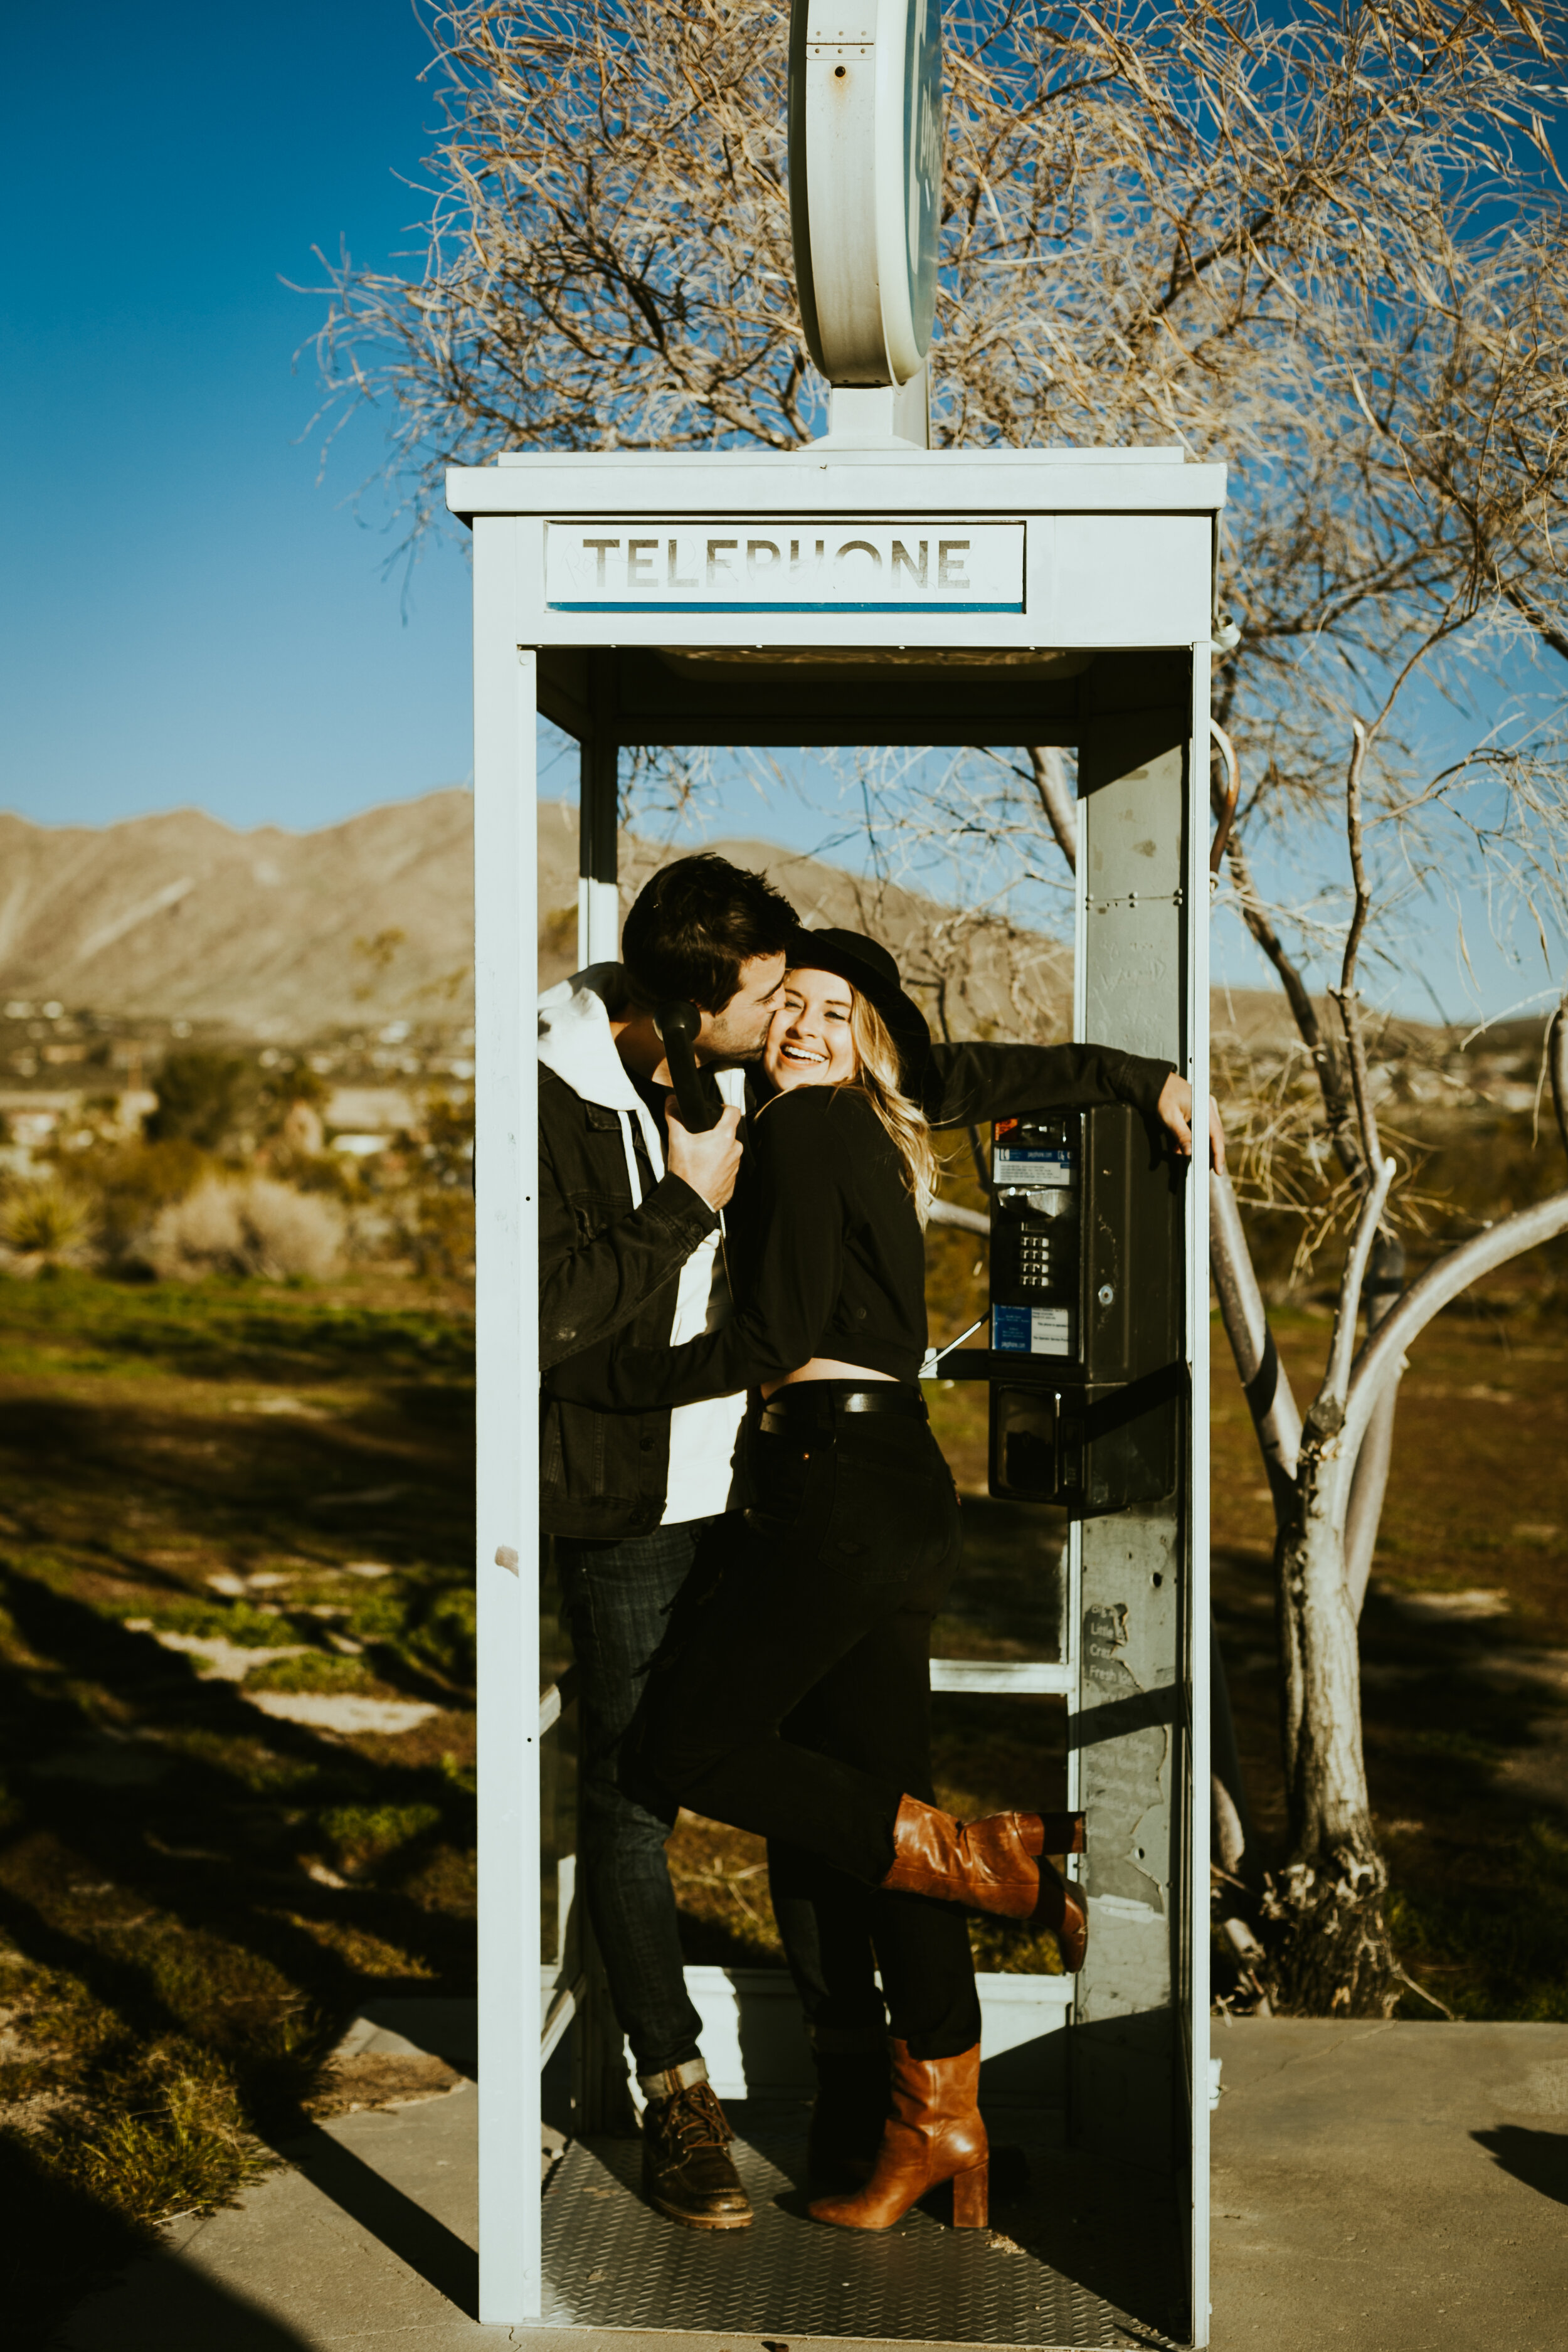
[
  {"xmin": 993, "ymin": 1305, "xmax": 1072, "ymax": 1357},
  {"xmin": 544, "ymin": 521, "xmax": 1025, "ymax": 612},
  {"xmin": 993, "ymin": 1146, "xmax": 1074, "ymax": 1185}
]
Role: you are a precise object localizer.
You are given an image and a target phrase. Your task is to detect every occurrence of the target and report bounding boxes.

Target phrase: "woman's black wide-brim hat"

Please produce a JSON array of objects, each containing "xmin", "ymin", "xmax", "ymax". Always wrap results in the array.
[{"xmin": 782, "ymin": 927, "xmax": 931, "ymax": 1097}]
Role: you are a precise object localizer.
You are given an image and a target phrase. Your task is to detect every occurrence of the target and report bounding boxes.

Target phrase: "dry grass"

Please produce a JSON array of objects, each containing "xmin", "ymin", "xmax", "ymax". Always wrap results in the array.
[{"xmin": 0, "ymin": 1270, "xmax": 477, "ymax": 2341}]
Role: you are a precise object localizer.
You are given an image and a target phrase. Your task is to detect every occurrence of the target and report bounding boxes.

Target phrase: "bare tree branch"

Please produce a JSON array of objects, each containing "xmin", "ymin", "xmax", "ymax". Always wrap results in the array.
[
  {"xmin": 1550, "ymin": 997, "xmax": 1568, "ymax": 1163},
  {"xmin": 1342, "ymin": 1188, "xmax": 1568, "ymax": 1474},
  {"xmin": 1025, "ymin": 745, "xmax": 1078, "ymax": 874},
  {"xmin": 1343, "ymin": 1365, "xmax": 1400, "ymax": 1616},
  {"xmin": 1210, "ymin": 1167, "xmax": 1301, "ymax": 1523},
  {"xmin": 1224, "ymin": 825, "xmax": 1364, "ymax": 1181},
  {"xmin": 1330, "ymin": 718, "xmax": 1386, "ymax": 1179},
  {"xmin": 1502, "ymin": 578, "xmax": 1568, "ymax": 669},
  {"xmin": 1322, "ymin": 1155, "xmax": 1396, "ymax": 1414}
]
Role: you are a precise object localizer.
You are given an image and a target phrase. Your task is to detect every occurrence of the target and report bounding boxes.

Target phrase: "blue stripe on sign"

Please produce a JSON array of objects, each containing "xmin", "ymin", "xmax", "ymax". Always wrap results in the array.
[{"xmin": 545, "ymin": 601, "xmax": 1025, "ymax": 615}]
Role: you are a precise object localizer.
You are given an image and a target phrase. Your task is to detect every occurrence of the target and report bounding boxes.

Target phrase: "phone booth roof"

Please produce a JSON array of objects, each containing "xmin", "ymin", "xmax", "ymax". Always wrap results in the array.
[{"xmin": 447, "ymin": 445, "xmax": 1226, "ymax": 746}]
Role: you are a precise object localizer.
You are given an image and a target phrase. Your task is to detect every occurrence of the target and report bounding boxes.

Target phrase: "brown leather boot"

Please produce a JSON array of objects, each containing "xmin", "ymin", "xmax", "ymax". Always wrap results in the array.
[
  {"xmin": 640, "ymin": 2065, "xmax": 753, "ymax": 2230},
  {"xmin": 808, "ymin": 2040, "xmax": 988, "ymax": 2230},
  {"xmin": 880, "ymin": 1796, "xmax": 1089, "ymax": 1971}
]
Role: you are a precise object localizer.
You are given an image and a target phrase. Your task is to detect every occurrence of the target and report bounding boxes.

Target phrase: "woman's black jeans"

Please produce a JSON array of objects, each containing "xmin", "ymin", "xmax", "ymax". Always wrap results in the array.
[{"xmin": 640, "ymin": 1384, "xmax": 980, "ymax": 2058}]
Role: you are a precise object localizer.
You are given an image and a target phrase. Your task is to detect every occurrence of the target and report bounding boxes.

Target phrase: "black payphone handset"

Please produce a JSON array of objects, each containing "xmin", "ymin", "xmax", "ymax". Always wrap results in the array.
[
  {"xmin": 652, "ymin": 1000, "xmax": 726, "ymax": 1133},
  {"xmin": 978, "ymin": 1104, "xmax": 1185, "ymax": 1517}
]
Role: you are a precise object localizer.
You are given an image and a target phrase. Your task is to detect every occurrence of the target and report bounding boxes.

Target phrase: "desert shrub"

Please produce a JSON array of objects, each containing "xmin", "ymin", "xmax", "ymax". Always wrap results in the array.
[
  {"xmin": 240, "ymin": 1179, "xmax": 347, "ymax": 1278},
  {"xmin": 146, "ymin": 1178, "xmax": 345, "ymax": 1281},
  {"xmin": 406, "ymin": 1190, "xmax": 475, "ymax": 1279},
  {"xmin": 421, "ymin": 1091, "xmax": 475, "ymax": 1181},
  {"xmin": 290, "ymin": 1152, "xmax": 356, "ymax": 1200},
  {"xmin": 256, "ymin": 1061, "xmax": 328, "ymax": 1136},
  {"xmin": 2, "ymin": 1182, "xmax": 90, "ymax": 1264},
  {"xmin": 146, "ymin": 1053, "xmax": 253, "ymax": 1149},
  {"xmin": 88, "ymin": 1137, "xmax": 211, "ymax": 1265}
]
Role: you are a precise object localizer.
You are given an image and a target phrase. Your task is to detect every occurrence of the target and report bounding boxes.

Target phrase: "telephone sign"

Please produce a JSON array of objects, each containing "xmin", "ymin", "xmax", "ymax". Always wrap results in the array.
[{"xmin": 544, "ymin": 518, "xmax": 1023, "ymax": 612}]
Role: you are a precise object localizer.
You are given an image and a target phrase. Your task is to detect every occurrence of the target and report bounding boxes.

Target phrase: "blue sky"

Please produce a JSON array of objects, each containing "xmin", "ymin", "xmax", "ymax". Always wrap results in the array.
[
  {"xmin": 2, "ymin": 0, "xmax": 1559, "ymax": 1027},
  {"xmin": 1, "ymin": 0, "xmax": 474, "ymax": 832}
]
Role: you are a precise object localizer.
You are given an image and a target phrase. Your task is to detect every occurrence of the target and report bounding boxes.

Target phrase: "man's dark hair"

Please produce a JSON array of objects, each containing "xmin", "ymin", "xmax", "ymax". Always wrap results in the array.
[{"xmin": 621, "ymin": 854, "xmax": 798, "ymax": 1014}]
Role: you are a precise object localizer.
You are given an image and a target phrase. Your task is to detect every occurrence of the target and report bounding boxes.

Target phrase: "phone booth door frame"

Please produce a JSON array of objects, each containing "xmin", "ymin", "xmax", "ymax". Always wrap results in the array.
[{"xmin": 451, "ymin": 440, "xmax": 1222, "ymax": 2342}]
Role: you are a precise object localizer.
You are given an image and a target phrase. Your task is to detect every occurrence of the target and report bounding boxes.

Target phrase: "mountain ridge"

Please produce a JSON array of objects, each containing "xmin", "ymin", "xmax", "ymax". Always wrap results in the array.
[{"xmin": 0, "ymin": 788, "xmax": 1427, "ymax": 1056}]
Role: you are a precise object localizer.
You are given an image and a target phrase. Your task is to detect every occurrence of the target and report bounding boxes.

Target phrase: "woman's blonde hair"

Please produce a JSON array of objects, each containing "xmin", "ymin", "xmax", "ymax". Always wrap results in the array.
[{"xmin": 844, "ymin": 991, "xmax": 942, "ymax": 1226}]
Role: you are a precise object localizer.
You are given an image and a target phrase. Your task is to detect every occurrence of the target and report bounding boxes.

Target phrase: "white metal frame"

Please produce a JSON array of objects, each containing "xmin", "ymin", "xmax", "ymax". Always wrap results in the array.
[
  {"xmin": 1185, "ymin": 640, "xmax": 1214, "ymax": 2336},
  {"xmin": 457, "ymin": 441, "xmax": 1223, "ymax": 2334}
]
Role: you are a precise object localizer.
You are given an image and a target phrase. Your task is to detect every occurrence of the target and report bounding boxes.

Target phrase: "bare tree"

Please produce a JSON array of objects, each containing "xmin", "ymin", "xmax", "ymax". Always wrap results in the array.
[
  {"xmin": 313, "ymin": 0, "xmax": 1568, "ymax": 2009},
  {"xmin": 1229, "ymin": 706, "xmax": 1568, "ymax": 2012}
]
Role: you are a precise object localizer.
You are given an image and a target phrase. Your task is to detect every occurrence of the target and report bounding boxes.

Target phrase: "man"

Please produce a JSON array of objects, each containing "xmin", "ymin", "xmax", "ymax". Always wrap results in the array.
[{"xmin": 538, "ymin": 852, "xmax": 798, "ymax": 2232}]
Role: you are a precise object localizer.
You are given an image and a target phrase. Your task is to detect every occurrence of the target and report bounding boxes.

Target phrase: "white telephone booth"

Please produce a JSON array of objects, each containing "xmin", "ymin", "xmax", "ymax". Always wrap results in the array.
[{"xmin": 451, "ymin": 433, "xmax": 1221, "ymax": 2347}]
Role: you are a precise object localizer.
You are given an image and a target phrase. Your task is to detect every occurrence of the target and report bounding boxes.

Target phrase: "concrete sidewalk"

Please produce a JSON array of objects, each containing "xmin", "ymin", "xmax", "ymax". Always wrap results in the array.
[
  {"xmin": 1210, "ymin": 2016, "xmax": 1568, "ymax": 2349},
  {"xmin": 60, "ymin": 2015, "xmax": 1568, "ymax": 2351}
]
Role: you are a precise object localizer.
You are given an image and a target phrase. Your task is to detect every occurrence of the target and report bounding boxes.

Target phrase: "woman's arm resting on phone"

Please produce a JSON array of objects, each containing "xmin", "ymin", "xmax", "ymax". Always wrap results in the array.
[{"xmin": 921, "ymin": 1040, "xmax": 1224, "ymax": 1168}]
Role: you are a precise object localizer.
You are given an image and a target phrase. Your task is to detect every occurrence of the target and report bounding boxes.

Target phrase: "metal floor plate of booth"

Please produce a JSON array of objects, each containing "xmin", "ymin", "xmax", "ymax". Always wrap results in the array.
[{"xmin": 539, "ymin": 2104, "xmax": 1185, "ymax": 2349}]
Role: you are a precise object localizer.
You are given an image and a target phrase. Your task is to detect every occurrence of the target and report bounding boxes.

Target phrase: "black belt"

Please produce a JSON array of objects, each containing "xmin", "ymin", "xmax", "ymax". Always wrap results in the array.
[{"xmin": 760, "ymin": 1382, "xmax": 927, "ymax": 1435}]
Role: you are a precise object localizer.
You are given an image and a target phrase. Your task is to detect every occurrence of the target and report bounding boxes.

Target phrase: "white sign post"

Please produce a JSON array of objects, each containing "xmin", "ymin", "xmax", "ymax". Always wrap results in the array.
[{"xmin": 790, "ymin": 0, "xmax": 944, "ymax": 388}]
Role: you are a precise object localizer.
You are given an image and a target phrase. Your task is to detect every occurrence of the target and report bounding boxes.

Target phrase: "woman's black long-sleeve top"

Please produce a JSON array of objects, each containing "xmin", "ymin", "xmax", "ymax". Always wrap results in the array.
[{"xmin": 547, "ymin": 1036, "xmax": 1174, "ymax": 1413}]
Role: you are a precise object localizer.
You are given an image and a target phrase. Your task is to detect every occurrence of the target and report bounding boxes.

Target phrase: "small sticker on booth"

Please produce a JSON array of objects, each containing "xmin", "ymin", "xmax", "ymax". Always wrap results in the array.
[
  {"xmin": 994, "ymin": 1305, "xmax": 1072, "ymax": 1357},
  {"xmin": 544, "ymin": 522, "xmax": 1025, "ymax": 612}
]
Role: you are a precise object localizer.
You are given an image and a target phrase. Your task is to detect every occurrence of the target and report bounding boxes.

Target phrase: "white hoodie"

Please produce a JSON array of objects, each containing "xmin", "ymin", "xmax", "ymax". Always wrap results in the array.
[{"xmin": 538, "ymin": 966, "xmax": 747, "ymax": 1526}]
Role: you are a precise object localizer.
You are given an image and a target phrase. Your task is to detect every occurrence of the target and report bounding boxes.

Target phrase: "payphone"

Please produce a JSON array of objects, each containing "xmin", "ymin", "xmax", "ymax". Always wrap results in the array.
[{"xmin": 943, "ymin": 1103, "xmax": 1185, "ymax": 1516}]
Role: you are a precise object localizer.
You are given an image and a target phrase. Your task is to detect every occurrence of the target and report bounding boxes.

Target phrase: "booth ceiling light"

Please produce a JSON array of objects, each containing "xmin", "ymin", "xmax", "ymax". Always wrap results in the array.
[{"xmin": 790, "ymin": 0, "xmax": 943, "ymax": 386}]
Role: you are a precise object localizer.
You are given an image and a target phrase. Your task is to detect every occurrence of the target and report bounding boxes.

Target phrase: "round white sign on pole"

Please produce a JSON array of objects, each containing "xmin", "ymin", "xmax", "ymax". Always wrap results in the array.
[{"xmin": 789, "ymin": 0, "xmax": 944, "ymax": 387}]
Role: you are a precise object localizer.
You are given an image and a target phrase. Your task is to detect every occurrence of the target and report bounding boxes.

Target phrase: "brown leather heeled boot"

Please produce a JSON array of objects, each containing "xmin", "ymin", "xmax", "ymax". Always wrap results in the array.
[
  {"xmin": 808, "ymin": 2040, "xmax": 987, "ymax": 2231},
  {"xmin": 879, "ymin": 1796, "xmax": 1089, "ymax": 1971}
]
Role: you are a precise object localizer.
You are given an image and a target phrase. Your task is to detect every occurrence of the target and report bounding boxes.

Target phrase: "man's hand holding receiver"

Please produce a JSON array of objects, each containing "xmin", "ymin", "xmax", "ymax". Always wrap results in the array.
[
  {"xmin": 1155, "ymin": 1073, "xmax": 1226, "ymax": 1173},
  {"xmin": 666, "ymin": 1099, "xmax": 744, "ymax": 1212}
]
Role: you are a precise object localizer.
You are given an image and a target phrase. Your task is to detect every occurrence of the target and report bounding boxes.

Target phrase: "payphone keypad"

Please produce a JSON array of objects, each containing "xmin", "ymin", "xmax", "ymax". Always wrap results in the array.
[{"xmin": 990, "ymin": 1114, "xmax": 1081, "ymax": 1364}]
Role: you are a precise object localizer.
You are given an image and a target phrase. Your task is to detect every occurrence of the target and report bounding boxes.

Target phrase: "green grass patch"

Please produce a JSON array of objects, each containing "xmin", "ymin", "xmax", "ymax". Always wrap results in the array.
[
  {"xmin": 243, "ymin": 1651, "xmax": 369, "ymax": 1695},
  {"xmin": 319, "ymin": 1801, "xmax": 443, "ymax": 1870},
  {"xmin": 110, "ymin": 1596, "xmax": 305, "ymax": 1648}
]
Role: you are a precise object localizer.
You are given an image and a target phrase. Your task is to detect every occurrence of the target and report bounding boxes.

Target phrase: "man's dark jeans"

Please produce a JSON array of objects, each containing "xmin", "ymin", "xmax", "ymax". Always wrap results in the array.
[{"xmin": 554, "ymin": 1520, "xmax": 709, "ymax": 2079}]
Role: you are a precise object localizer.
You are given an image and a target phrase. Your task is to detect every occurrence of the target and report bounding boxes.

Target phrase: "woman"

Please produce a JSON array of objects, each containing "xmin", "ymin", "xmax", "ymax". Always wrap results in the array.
[{"xmin": 562, "ymin": 928, "xmax": 1195, "ymax": 2230}]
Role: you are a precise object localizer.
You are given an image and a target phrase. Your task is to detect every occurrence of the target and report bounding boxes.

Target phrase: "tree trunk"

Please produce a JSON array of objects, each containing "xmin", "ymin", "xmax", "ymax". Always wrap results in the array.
[{"xmin": 1266, "ymin": 1427, "xmax": 1400, "ymax": 2014}]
